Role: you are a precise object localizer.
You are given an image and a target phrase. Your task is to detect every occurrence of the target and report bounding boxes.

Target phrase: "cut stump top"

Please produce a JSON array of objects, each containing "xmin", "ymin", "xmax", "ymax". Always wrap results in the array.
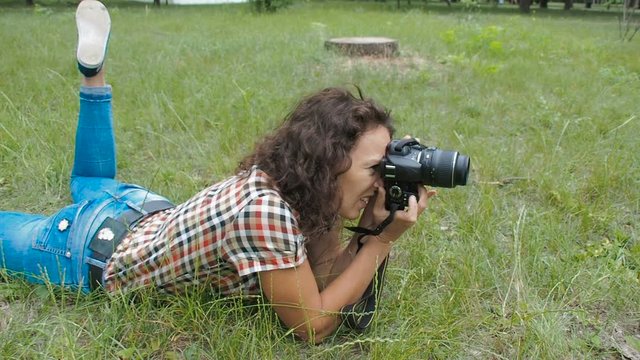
[{"xmin": 325, "ymin": 37, "xmax": 399, "ymax": 57}]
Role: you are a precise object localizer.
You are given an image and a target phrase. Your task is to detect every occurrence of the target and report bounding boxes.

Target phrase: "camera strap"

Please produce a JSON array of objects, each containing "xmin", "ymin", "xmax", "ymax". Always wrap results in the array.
[{"xmin": 341, "ymin": 205, "xmax": 399, "ymax": 331}]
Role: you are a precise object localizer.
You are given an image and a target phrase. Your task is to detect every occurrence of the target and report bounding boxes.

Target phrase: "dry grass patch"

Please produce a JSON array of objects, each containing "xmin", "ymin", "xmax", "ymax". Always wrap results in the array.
[{"xmin": 333, "ymin": 51, "xmax": 445, "ymax": 76}]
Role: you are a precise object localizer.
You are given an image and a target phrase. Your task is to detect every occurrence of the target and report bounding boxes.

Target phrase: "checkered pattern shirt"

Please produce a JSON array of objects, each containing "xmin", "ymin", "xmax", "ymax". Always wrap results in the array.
[{"xmin": 103, "ymin": 167, "xmax": 307, "ymax": 296}]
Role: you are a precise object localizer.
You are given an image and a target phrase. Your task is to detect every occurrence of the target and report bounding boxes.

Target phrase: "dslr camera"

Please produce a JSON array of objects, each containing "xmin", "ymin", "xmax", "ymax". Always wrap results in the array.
[{"xmin": 379, "ymin": 138, "xmax": 470, "ymax": 210}]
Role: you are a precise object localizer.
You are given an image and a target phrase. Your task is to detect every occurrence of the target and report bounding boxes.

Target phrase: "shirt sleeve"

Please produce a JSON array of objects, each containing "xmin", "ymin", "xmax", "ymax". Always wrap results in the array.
[{"xmin": 223, "ymin": 194, "xmax": 307, "ymax": 277}]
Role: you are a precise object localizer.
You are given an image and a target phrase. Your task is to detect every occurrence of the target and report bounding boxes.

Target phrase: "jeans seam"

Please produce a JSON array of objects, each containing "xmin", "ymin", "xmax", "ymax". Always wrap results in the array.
[{"xmin": 79, "ymin": 97, "xmax": 112, "ymax": 103}]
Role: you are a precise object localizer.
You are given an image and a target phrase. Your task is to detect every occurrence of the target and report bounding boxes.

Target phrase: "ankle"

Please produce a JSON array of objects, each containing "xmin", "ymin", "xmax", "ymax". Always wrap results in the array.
[{"xmin": 82, "ymin": 71, "xmax": 106, "ymax": 87}]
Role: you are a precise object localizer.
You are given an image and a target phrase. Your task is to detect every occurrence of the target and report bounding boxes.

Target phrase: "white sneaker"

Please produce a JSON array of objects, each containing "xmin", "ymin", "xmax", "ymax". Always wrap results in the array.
[{"xmin": 76, "ymin": 0, "xmax": 111, "ymax": 77}]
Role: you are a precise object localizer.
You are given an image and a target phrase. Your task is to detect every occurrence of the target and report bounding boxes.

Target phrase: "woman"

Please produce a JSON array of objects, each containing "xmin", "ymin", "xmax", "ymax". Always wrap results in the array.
[{"xmin": 0, "ymin": 0, "xmax": 435, "ymax": 343}]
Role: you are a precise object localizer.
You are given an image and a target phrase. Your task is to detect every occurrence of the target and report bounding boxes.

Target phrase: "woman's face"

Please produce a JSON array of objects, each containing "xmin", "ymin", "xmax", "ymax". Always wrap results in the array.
[{"xmin": 337, "ymin": 125, "xmax": 391, "ymax": 220}]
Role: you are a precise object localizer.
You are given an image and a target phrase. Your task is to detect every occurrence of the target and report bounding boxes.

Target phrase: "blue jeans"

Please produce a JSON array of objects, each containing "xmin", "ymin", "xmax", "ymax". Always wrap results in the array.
[{"xmin": 0, "ymin": 86, "xmax": 170, "ymax": 293}]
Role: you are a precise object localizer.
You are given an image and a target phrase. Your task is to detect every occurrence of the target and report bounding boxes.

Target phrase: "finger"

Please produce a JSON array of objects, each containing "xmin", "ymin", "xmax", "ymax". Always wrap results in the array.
[
  {"xmin": 401, "ymin": 135, "xmax": 421, "ymax": 143},
  {"xmin": 404, "ymin": 195, "xmax": 419, "ymax": 221},
  {"xmin": 418, "ymin": 186, "xmax": 436, "ymax": 198},
  {"xmin": 420, "ymin": 188, "xmax": 437, "ymax": 204},
  {"xmin": 417, "ymin": 187, "xmax": 436, "ymax": 213}
]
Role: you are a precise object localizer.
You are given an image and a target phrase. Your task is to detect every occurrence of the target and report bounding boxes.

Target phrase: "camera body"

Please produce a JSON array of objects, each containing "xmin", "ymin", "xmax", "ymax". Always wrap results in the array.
[{"xmin": 380, "ymin": 138, "xmax": 470, "ymax": 209}]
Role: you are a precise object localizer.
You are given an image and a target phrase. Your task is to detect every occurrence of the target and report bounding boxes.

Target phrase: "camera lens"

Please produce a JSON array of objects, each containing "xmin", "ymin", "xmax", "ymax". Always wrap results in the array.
[
  {"xmin": 453, "ymin": 154, "xmax": 470, "ymax": 186},
  {"xmin": 424, "ymin": 149, "xmax": 470, "ymax": 188}
]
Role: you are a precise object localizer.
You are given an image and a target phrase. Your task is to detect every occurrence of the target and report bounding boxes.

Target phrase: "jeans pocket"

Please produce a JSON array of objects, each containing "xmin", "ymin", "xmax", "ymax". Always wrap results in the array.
[{"xmin": 32, "ymin": 203, "xmax": 82, "ymax": 256}]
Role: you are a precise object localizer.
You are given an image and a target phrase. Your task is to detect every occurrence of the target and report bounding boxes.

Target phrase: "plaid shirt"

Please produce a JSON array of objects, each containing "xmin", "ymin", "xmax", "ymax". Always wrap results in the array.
[{"xmin": 103, "ymin": 167, "xmax": 307, "ymax": 296}]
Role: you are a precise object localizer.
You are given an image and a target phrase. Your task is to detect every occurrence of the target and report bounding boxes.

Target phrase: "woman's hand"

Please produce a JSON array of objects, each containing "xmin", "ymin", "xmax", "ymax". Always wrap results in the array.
[
  {"xmin": 358, "ymin": 184, "xmax": 437, "ymax": 244},
  {"xmin": 376, "ymin": 185, "xmax": 436, "ymax": 244},
  {"xmin": 357, "ymin": 185, "xmax": 387, "ymax": 230}
]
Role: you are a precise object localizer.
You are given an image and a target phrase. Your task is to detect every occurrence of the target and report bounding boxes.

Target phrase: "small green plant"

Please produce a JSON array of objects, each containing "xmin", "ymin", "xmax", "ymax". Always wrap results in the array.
[{"xmin": 577, "ymin": 230, "xmax": 640, "ymax": 283}]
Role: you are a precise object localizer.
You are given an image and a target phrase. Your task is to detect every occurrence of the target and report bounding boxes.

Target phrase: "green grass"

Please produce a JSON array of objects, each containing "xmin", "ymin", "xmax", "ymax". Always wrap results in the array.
[{"xmin": 1, "ymin": 0, "xmax": 639, "ymax": 358}]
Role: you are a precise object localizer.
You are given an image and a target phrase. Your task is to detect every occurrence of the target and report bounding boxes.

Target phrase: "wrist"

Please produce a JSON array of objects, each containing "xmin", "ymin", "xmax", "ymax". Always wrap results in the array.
[
  {"xmin": 374, "ymin": 233, "xmax": 396, "ymax": 245},
  {"xmin": 361, "ymin": 234, "xmax": 393, "ymax": 248}
]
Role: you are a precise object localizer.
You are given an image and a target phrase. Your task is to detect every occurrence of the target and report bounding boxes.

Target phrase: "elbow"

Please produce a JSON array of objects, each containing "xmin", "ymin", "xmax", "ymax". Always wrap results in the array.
[
  {"xmin": 293, "ymin": 328, "xmax": 329, "ymax": 345},
  {"xmin": 291, "ymin": 318, "xmax": 338, "ymax": 344}
]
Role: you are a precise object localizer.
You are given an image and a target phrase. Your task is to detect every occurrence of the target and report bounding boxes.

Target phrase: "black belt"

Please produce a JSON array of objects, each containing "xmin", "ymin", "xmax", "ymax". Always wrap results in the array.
[{"xmin": 88, "ymin": 199, "xmax": 174, "ymax": 291}]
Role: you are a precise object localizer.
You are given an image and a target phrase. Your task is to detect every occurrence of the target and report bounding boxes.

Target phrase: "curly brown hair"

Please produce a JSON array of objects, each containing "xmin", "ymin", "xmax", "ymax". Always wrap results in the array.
[{"xmin": 237, "ymin": 87, "xmax": 394, "ymax": 239}]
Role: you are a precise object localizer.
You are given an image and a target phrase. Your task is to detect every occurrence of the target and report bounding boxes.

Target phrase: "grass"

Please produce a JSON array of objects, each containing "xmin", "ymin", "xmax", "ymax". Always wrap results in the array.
[{"xmin": 1, "ymin": 0, "xmax": 639, "ymax": 358}]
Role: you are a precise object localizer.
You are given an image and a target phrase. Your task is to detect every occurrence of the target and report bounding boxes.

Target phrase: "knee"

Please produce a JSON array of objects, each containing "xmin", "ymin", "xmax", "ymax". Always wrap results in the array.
[{"xmin": 70, "ymin": 176, "xmax": 118, "ymax": 203}]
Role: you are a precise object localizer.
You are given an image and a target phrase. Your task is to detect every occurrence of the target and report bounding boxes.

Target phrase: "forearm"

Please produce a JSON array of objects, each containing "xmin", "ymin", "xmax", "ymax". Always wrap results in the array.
[
  {"xmin": 320, "ymin": 233, "xmax": 360, "ymax": 285},
  {"xmin": 261, "ymin": 235, "xmax": 392, "ymax": 343},
  {"xmin": 308, "ymin": 230, "xmax": 368, "ymax": 290},
  {"xmin": 308, "ymin": 236, "xmax": 392, "ymax": 341},
  {"xmin": 319, "ymin": 235, "xmax": 390, "ymax": 307}
]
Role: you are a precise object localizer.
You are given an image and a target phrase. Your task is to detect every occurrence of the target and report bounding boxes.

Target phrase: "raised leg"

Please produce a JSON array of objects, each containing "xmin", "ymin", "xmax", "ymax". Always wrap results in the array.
[
  {"xmin": 0, "ymin": 1, "xmax": 122, "ymax": 294},
  {"xmin": 71, "ymin": 0, "xmax": 116, "ymax": 203}
]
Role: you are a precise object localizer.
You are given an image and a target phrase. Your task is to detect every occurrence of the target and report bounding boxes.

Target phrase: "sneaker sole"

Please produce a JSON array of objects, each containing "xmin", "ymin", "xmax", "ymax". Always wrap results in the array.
[{"xmin": 76, "ymin": 0, "xmax": 111, "ymax": 69}]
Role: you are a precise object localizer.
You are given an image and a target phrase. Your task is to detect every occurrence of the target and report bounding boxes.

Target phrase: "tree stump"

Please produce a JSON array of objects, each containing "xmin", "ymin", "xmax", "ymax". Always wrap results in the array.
[{"xmin": 325, "ymin": 37, "xmax": 399, "ymax": 57}]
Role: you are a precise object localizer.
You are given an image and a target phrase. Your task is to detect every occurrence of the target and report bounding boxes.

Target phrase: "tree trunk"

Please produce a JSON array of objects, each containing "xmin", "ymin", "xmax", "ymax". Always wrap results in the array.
[
  {"xmin": 564, "ymin": 0, "xmax": 573, "ymax": 9},
  {"xmin": 26, "ymin": 0, "xmax": 34, "ymax": 6},
  {"xmin": 519, "ymin": 0, "xmax": 531, "ymax": 12},
  {"xmin": 153, "ymin": 0, "xmax": 160, "ymax": 5},
  {"xmin": 540, "ymin": 0, "xmax": 548, "ymax": 8}
]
